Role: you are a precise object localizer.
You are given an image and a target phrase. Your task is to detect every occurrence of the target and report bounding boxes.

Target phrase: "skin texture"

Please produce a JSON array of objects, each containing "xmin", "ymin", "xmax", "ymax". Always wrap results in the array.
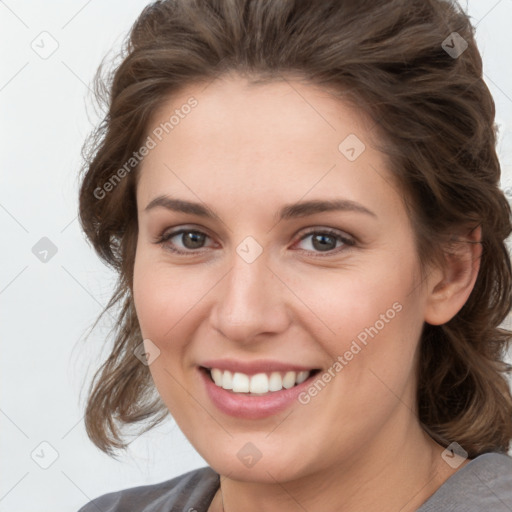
[{"xmin": 132, "ymin": 73, "xmax": 481, "ymax": 512}]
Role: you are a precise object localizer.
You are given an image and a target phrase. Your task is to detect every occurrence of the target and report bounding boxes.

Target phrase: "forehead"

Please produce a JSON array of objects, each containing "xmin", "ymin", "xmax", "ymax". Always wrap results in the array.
[
  {"xmin": 137, "ymin": 74, "xmax": 399, "ymax": 218},
  {"xmin": 144, "ymin": 74, "xmax": 373, "ymax": 158}
]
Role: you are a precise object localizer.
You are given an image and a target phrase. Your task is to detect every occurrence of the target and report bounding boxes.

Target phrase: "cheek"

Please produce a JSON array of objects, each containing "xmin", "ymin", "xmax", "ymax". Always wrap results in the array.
[
  {"xmin": 132, "ymin": 249, "xmax": 219, "ymax": 355},
  {"xmin": 132, "ymin": 251, "xmax": 198, "ymax": 413},
  {"xmin": 132, "ymin": 245, "xmax": 181, "ymax": 350},
  {"xmin": 288, "ymin": 255, "xmax": 424, "ymax": 393},
  {"xmin": 132, "ymin": 263, "xmax": 168, "ymax": 341},
  {"xmin": 285, "ymin": 257, "xmax": 415, "ymax": 341},
  {"xmin": 133, "ymin": 243, "xmax": 190, "ymax": 339}
]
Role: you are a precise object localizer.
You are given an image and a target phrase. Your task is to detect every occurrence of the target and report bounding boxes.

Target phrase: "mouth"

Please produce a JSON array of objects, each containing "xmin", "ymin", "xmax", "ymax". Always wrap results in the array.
[{"xmin": 200, "ymin": 366, "xmax": 322, "ymax": 396}]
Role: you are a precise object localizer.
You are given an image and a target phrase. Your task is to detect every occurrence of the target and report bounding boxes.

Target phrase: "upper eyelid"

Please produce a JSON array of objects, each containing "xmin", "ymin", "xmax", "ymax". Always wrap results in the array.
[{"xmin": 160, "ymin": 226, "xmax": 216, "ymax": 244}]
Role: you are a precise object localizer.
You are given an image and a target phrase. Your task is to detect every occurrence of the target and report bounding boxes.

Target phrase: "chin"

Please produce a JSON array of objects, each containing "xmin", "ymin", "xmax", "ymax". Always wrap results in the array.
[{"xmin": 196, "ymin": 436, "xmax": 314, "ymax": 483}]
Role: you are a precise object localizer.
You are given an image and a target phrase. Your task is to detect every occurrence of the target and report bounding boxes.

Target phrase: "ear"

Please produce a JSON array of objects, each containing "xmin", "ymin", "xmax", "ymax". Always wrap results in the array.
[{"xmin": 423, "ymin": 225, "xmax": 482, "ymax": 326}]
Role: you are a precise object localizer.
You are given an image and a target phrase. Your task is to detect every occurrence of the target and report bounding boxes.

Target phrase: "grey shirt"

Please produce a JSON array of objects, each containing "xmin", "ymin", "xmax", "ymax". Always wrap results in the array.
[{"xmin": 77, "ymin": 452, "xmax": 512, "ymax": 511}]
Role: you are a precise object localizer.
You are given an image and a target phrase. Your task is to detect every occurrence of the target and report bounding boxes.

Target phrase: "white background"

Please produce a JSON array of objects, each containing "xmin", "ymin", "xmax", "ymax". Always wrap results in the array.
[{"xmin": 1, "ymin": 1, "xmax": 512, "ymax": 511}]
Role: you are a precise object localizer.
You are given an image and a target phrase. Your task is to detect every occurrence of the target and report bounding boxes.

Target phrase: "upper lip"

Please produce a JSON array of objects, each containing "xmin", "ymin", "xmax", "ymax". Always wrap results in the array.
[{"xmin": 199, "ymin": 358, "xmax": 319, "ymax": 375}]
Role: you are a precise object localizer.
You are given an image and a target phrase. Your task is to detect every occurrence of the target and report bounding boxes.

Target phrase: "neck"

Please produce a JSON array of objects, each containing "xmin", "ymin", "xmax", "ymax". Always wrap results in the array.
[{"xmin": 209, "ymin": 417, "xmax": 465, "ymax": 512}]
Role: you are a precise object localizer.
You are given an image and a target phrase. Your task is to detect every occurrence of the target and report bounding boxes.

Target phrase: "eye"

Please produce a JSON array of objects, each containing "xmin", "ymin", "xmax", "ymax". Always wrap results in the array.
[
  {"xmin": 155, "ymin": 226, "xmax": 355, "ymax": 257},
  {"xmin": 293, "ymin": 228, "xmax": 355, "ymax": 256},
  {"xmin": 155, "ymin": 228, "xmax": 215, "ymax": 254}
]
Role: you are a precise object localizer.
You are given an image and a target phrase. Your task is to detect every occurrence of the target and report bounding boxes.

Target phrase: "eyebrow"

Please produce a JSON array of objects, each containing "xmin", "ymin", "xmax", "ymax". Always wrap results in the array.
[{"xmin": 144, "ymin": 195, "xmax": 377, "ymax": 220}]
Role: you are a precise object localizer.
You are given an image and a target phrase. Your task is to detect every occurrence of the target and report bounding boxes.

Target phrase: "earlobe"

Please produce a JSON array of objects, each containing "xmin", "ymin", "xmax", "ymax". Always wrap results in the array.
[{"xmin": 424, "ymin": 225, "xmax": 482, "ymax": 326}]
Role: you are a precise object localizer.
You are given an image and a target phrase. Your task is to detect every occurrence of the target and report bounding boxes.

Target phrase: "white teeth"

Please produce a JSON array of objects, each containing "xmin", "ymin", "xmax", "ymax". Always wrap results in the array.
[
  {"xmin": 268, "ymin": 372, "xmax": 282, "ymax": 392},
  {"xmin": 232, "ymin": 372, "xmax": 250, "ymax": 392},
  {"xmin": 211, "ymin": 368, "xmax": 223, "ymax": 386},
  {"xmin": 249, "ymin": 373, "xmax": 268, "ymax": 393},
  {"xmin": 282, "ymin": 371, "xmax": 296, "ymax": 389},
  {"xmin": 221, "ymin": 370, "xmax": 233, "ymax": 390},
  {"xmin": 296, "ymin": 370, "xmax": 309, "ymax": 384},
  {"xmin": 208, "ymin": 368, "xmax": 313, "ymax": 394}
]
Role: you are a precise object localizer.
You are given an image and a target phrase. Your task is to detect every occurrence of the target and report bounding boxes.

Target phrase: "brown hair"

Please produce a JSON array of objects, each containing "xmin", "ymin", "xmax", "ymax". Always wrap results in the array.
[{"xmin": 78, "ymin": 0, "xmax": 512, "ymax": 457}]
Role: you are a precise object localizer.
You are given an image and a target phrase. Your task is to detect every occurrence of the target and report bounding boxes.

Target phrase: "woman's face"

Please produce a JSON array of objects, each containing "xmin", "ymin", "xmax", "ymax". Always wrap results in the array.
[{"xmin": 133, "ymin": 74, "xmax": 434, "ymax": 481}]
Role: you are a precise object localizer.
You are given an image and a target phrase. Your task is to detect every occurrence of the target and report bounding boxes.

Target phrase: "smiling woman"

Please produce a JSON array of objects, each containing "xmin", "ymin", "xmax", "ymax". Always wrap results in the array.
[{"xmin": 77, "ymin": 0, "xmax": 512, "ymax": 511}]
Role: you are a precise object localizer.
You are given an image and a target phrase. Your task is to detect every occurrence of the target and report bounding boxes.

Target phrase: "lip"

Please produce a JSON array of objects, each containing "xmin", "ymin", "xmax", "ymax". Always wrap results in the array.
[
  {"xmin": 198, "ymin": 365, "xmax": 321, "ymax": 420},
  {"xmin": 199, "ymin": 358, "xmax": 318, "ymax": 375}
]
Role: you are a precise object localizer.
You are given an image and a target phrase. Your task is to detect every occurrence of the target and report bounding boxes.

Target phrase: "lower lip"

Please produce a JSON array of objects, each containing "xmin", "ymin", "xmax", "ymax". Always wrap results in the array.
[{"xmin": 199, "ymin": 367, "xmax": 319, "ymax": 420}]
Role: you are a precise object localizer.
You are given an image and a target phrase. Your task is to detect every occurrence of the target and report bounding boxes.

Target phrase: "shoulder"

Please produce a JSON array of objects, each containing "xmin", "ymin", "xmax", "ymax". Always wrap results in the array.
[
  {"xmin": 76, "ymin": 466, "xmax": 219, "ymax": 512},
  {"xmin": 417, "ymin": 452, "xmax": 512, "ymax": 511}
]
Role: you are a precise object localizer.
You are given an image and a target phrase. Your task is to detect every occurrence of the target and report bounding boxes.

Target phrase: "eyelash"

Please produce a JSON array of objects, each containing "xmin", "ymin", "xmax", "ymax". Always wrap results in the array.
[{"xmin": 154, "ymin": 226, "xmax": 356, "ymax": 257}]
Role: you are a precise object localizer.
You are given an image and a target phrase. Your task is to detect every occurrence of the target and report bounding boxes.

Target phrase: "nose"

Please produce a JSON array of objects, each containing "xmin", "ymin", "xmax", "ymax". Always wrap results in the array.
[{"xmin": 210, "ymin": 246, "xmax": 291, "ymax": 345}]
